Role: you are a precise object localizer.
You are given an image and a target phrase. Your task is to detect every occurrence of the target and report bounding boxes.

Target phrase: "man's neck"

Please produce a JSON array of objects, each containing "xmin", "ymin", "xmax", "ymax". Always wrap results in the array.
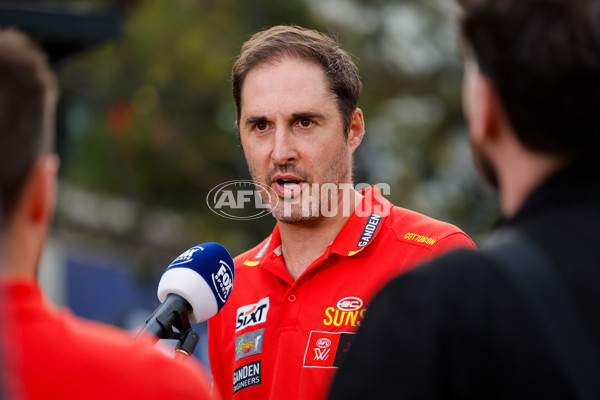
[
  {"xmin": 278, "ymin": 189, "xmax": 363, "ymax": 280},
  {"xmin": 496, "ymin": 143, "xmax": 570, "ymax": 218},
  {"xmin": 0, "ymin": 219, "xmax": 41, "ymax": 280}
]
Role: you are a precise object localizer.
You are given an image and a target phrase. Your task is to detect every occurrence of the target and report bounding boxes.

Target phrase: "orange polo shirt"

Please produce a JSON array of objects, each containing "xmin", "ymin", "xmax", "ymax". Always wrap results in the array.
[
  {"xmin": 1, "ymin": 280, "xmax": 214, "ymax": 400},
  {"xmin": 208, "ymin": 186, "xmax": 475, "ymax": 399}
]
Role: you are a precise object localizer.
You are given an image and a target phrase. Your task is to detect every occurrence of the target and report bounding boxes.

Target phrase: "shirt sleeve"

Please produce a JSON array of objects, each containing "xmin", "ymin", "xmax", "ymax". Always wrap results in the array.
[{"xmin": 431, "ymin": 232, "xmax": 477, "ymax": 258}]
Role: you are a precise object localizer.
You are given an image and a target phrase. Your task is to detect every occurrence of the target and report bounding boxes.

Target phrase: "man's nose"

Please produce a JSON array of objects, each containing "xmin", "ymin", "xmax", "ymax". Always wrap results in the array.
[{"xmin": 271, "ymin": 127, "xmax": 299, "ymax": 165}]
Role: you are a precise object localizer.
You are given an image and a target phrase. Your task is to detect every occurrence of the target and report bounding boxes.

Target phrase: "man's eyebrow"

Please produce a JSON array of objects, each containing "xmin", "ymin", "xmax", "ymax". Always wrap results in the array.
[
  {"xmin": 244, "ymin": 116, "xmax": 267, "ymax": 127},
  {"xmin": 244, "ymin": 112, "xmax": 326, "ymax": 126},
  {"xmin": 292, "ymin": 112, "xmax": 326, "ymax": 121}
]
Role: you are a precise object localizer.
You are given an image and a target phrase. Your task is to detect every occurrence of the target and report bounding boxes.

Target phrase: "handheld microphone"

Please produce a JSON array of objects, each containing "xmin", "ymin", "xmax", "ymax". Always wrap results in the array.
[{"xmin": 138, "ymin": 242, "xmax": 235, "ymax": 341}]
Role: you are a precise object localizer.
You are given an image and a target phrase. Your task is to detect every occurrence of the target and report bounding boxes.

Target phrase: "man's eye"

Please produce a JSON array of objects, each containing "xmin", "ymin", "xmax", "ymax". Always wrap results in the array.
[
  {"xmin": 255, "ymin": 122, "xmax": 268, "ymax": 131},
  {"xmin": 298, "ymin": 119, "xmax": 312, "ymax": 128}
]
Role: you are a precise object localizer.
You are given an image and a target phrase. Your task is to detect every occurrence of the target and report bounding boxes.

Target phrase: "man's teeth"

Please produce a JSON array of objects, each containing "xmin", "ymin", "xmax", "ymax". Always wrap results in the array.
[{"xmin": 279, "ymin": 179, "xmax": 300, "ymax": 188}]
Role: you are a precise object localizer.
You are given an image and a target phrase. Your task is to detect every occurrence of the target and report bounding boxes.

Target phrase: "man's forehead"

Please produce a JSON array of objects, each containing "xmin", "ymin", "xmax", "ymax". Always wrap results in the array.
[
  {"xmin": 241, "ymin": 57, "xmax": 328, "ymax": 92},
  {"xmin": 240, "ymin": 58, "xmax": 336, "ymax": 118},
  {"xmin": 246, "ymin": 55, "xmax": 325, "ymax": 77}
]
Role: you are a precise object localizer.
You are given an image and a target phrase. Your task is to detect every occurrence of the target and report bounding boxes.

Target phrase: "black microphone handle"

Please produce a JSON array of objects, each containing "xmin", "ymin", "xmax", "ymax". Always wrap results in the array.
[{"xmin": 137, "ymin": 293, "xmax": 193, "ymax": 341}]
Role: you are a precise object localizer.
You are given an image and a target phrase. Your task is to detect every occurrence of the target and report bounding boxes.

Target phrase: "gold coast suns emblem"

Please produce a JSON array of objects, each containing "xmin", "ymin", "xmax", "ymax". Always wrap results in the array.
[{"xmin": 322, "ymin": 296, "xmax": 366, "ymax": 327}]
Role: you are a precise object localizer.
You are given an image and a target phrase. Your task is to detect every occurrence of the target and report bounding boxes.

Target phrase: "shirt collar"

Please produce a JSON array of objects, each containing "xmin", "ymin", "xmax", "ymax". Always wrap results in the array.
[
  {"xmin": 241, "ymin": 185, "xmax": 391, "ymax": 267},
  {"xmin": 329, "ymin": 185, "xmax": 391, "ymax": 256},
  {"xmin": 241, "ymin": 225, "xmax": 282, "ymax": 267},
  {"xmin": 0, "ymin": 279, "xmax": 45, "ymax": 308}
]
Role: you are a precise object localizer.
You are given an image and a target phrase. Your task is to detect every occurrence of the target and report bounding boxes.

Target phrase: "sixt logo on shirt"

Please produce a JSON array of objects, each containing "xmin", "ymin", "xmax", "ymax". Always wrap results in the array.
[
  {"xmin": 236, "ymin": 297, "xmax": 270, "ymax": 332},
  {"xmin": 357, "ymin": 214, "xmax": 382, "ymax": 247},
  {"xmin": 303, "ymin": 331, "xmax": 356, "ymax": 368},
  {"xmin": 235, "ymin": 328, "xmax": 264, "ymax": 361},
  {"xmin": 323, "ymin": 296, "xmax": 366, "ymax": 328}
]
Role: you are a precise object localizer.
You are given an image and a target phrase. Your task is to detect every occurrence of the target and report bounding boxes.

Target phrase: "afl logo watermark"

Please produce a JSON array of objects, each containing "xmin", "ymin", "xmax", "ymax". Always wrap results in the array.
[
  {"xmin": 207, "ymin": 180, "xmax": 278, "ymax": 220},
  {"xmin": 316, "ymin": 338, "xmax": 332, "ymax": 348},
  {"xmin": 336, "ymin": 297, "xmax": 363, "ymax": 312}
]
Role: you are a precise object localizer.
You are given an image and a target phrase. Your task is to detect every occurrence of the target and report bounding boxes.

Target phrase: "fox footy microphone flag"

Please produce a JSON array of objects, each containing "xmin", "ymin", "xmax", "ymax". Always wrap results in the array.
[{"xmin": 157, "ymin": 242, "xmax": 235, "ymax": 323}]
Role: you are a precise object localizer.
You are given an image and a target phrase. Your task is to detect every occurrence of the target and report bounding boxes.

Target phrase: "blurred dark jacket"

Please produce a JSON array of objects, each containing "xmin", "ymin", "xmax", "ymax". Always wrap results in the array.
[{"xmin": 329, "ymin": 157, "xmax": 600, "ymax": 399}]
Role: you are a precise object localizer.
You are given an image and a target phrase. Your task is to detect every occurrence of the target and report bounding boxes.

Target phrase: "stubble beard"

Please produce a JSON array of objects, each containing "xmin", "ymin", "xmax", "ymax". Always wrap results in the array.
[
  {"xmin": 470, "ymin": 138, "xmax": 499, "ymax": 189},
  {"xmin": 247, "ymin": 142, "xmax": 352, "ymax": 225}
]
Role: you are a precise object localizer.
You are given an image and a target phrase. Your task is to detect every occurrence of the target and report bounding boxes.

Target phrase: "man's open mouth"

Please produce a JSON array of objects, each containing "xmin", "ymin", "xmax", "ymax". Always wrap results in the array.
[
  {"xmin": 272, "ymin": 176, "xmax": 305, "ymax": 198},
  {"xmin": 277, "ymin": 178, "xmax": 301, "ymax": 189}
]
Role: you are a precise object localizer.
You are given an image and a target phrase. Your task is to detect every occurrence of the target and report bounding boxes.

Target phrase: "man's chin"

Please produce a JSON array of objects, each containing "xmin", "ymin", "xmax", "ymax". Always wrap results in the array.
[
  {"xmin": 276, "ymin": 216, "xmax": 318, "ymax": 225},
  {"xmin": 270, "ymin": 206, "xmax": 320, "ymax": 225}
]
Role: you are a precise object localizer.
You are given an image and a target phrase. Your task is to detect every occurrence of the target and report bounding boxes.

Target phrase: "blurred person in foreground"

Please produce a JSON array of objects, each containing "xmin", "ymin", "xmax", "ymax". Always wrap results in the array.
[
  {"xmin": 329, "ymin": 0, "xmax": 600, "ymax": 398},
  {"xmin": 207, "ymin": 25, "xmax": 475, "ymax": 400},
  {"xmin": 0, "ymin": 29, "xmax": 215, "ymax": 400}
]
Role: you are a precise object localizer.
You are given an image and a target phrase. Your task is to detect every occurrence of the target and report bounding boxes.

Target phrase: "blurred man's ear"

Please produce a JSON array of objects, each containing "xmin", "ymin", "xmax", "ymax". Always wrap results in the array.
[
  {"xmin": 23, "ymin": 154, "xmax": 59, "ymax": 225},
  {"xmin": 462, "ymin": 61, "xmax": 503, "ymax": 145}
]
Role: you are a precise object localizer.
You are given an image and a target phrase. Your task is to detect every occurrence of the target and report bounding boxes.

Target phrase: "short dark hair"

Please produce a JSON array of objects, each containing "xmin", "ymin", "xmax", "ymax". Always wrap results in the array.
[
  {"xmin": 0, "ymin": 29, "xmax": 57, "ymax": 220},
  {"xmin": 458, "ymin": 0, "xmax": 600, "ymax": 155},
  {"xmin": 232, "ymin": 25, "xmax": 362, "ymax": 138}
]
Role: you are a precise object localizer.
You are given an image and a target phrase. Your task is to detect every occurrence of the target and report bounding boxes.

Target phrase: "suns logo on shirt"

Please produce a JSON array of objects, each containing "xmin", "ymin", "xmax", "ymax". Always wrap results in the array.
[{"xmin": 322, "ymin": 296, "xmax": 366, "ymax": 327}]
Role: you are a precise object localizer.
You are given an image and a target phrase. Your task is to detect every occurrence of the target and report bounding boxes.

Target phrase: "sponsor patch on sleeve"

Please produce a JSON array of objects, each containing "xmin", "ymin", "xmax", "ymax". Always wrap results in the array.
[
  {"xmin": 303, "ymin": 331, "xmax": 356, "ymax": 368},
  {"xmin": 233, "ymin": 360, "xmax": 262, "ymax": 394}
]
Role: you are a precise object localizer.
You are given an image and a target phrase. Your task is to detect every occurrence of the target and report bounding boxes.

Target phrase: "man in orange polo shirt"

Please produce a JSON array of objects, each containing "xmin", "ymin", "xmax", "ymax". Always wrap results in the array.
[
  {"xmin": 208, "ymin": 25, "xmax": 475, "ymax": 400},
  {"xmin": 0, "ymin": 29, "xmax": 215, "ymax": 400}
]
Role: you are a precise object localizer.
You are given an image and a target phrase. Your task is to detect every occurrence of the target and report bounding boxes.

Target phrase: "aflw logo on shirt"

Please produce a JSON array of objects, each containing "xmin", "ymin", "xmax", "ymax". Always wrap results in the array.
[
  {"xmin": 314, "ymin": 338, "xmax": 332, "ymax": 361},
  {"xmin": 303, "ymin": 331, "xmax": 356, "ymax": 368},
  {"xmin": 236, "ymin": 297, "xmax": 270, "ymax": 332}
]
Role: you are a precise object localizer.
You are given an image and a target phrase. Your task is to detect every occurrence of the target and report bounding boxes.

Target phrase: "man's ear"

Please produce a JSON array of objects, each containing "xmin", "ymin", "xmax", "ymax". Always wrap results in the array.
[
  {"xmin": 347, "ymin": 108, "xmax": 365, "ymax": 152},
  {"xmin": 23, "ymin": 154, "xmax": 59, "ymax": 225},
  {"xmin": 463, "ymin": 63, "xmax": 503, "ymax": 145}
]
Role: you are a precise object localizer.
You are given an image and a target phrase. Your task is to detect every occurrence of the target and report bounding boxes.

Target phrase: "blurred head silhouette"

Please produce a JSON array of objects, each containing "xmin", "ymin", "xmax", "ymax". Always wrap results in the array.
[
  {"xmin": 0, "ymin": 28, "xmax": 59, "ymax": 278},
  {"xmin": 457, "ymin": 0, "xmax": 600, "ymax": 214}
]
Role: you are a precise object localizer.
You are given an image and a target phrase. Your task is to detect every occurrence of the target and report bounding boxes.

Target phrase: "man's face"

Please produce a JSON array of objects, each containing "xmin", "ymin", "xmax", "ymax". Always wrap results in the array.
[{"xmin": 238, "ymin": 57, "xmax": 359, "ymax": 224}]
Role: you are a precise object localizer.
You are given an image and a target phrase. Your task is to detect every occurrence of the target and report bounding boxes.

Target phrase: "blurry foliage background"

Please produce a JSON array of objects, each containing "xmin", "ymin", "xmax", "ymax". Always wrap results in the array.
[{"xmin": 51, "ymin": 0, "xmax": 499, "ymax": 276}]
